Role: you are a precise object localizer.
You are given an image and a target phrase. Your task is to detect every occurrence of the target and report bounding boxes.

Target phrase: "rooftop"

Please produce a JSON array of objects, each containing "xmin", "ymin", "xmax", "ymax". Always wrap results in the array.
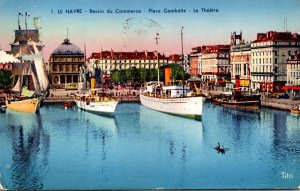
[
  {"xmin": 89, "ymin": 50, "xmax": 167, "ymax": 60},
  {"xmin": 52, "ymin": 39, "xmax": 84, "ymax": 55},
  {"xmin": 253, "ymin": 31, "xmax": 300, "ymax": 43}
]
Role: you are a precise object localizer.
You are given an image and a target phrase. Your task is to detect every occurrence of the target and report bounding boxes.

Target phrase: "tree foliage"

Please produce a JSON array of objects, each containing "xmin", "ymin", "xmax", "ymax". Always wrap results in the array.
[
  {"xmin": 110, "ymin": 64, "xmax": 189, "ymax": 84},
  {"xmin": 0, "ymin": 70, "xmax": 12, "ymax": 89}
]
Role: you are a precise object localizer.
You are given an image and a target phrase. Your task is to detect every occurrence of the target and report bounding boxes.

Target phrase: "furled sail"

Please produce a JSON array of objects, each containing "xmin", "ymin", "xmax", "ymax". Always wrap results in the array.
[{"xmin": 32, "ymin": 41, "xmax": 49, "ymax": 91}]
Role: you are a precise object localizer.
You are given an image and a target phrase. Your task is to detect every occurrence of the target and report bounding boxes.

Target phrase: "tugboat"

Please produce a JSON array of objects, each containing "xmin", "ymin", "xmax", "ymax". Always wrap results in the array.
[
  {"xmin": 213, "ymin": 92, "xmax": 261, "ymax": 110},
  {"xmin": 212, "ymin": 77, "xmax": 261, "ymax": 111}
]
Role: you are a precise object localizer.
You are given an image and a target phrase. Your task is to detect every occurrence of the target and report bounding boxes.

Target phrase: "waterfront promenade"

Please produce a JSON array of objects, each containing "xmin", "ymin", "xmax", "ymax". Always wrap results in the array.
[{"xmin": 45, "ymin": 87, "xmax": 140, "ymax": 103}]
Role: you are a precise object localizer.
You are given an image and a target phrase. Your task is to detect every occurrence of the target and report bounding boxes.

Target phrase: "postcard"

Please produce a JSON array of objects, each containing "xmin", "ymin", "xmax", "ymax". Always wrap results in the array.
[{"xmin": 0, "ymin": 0, "xmax": 300, "ymax": 190}]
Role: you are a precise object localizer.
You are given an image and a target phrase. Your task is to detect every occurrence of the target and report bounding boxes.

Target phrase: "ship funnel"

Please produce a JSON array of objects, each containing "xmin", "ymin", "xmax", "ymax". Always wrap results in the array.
[
  {"xmin": 164, "ymin": 67, "xmax": 171, "ymax": 86},
  {"xmin": 90, "ymin": 76, "xmax": 96, "ymax": 93}
]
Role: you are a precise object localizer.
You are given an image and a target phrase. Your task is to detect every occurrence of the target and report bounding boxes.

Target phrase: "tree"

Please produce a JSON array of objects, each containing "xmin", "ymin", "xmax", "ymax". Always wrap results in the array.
[
  {"xmin": 139, "ymin": 68, "xmax": 148, "ymax": 82},
  {"xmin": 125, "ymin": 68, "xmax": 133, "ymax": 82},
  {"xmin": 112, "ymin": 70, "xmax": 121, "ymax": 83},
  {"xmin": 0, "ymin": 70, "xmax": 12, "ymax": 89},
  {"xmin": 132, "ymin": 67, "xmax": 140, "ymax": 83}
]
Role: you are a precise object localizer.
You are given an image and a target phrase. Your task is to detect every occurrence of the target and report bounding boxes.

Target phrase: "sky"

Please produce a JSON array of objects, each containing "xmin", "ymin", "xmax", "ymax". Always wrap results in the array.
[{"xmin": 0, "ymin": 0, "xmax": 300, "ymax": 61}]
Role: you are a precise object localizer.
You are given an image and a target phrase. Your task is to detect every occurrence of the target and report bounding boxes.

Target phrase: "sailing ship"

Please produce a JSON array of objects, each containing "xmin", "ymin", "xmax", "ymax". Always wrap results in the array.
[
  {"xmin": 74, "ymin": 66, "xmax": 119, "ymax": 115},
  {"xmin": 5, "ymin": 13, "xmax": 49, "ymax": 113},
  {"xmin": 140, "ymin": 30, "xmax": 206, "ymax": 120},
  {"xmin": 5, "ymin": 61, "xmax": 43, "ymax": 113}
]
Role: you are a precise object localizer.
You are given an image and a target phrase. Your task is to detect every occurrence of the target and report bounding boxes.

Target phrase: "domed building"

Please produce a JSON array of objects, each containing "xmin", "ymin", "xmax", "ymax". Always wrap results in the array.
[{"xmin": 49, "ymin": 38, "xmax": 85, "ymax": 88}]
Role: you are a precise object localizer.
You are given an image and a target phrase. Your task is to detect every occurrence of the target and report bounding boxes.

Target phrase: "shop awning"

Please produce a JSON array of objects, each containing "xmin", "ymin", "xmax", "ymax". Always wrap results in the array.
[
  {"xmin": 282, "ymin": 85, "xmax": 300, "ymax": 91},
  {"xmin": 217, "ymin": 79, "xmax": 225, "ymax": 84}
]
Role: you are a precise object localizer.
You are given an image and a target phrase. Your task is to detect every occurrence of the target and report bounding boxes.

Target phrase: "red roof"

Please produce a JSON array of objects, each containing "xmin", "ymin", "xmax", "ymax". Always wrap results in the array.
[
  {"xmin": 253, "ymin": 31, "xmax": 300, "ymax": 43},
  {"xmin": 89, "ymin": 50, "xmax": 167, "ymax": 60},
  {"xmin": 201, "ymin": 45, "xmax": 230, "ymax": 54}
]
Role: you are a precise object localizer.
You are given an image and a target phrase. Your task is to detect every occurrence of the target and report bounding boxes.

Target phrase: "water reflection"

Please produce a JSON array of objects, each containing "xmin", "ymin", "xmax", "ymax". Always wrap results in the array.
[
  {"xmin": 6, "ymin": 112, "xmax": 49, "ymax": 190},
  {"xmin": 78, "ymin": 110, "xmax": 117, "ymax": 160}
]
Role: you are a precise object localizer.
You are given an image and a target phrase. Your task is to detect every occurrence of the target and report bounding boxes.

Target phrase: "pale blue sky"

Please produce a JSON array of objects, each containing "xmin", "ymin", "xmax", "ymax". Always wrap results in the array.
[{"xmin": 0, "ymin": 0, "xmax": 300, "ymax": 60}]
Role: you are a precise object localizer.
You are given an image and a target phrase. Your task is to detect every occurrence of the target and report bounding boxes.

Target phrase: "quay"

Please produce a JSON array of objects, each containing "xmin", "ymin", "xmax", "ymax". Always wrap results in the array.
[
  {"xmin": 2, "ymin": 88, "xmax": 299, "ymax": 110},
  {"xmin": 201, "ymin": 89, "xmax": 300, "ymax": 111},
  {"xmin": 45, "ymin": 88, "xmax": 140, "ymax": 104}
]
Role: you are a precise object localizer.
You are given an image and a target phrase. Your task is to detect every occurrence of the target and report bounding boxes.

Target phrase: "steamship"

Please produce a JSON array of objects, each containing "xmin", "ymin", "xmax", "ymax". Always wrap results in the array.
[
  {"xmin": 140, "ymin": 32, "xmax": 206, "ymax": 120},
  {"xmin": 140, "ymin": 85, "xmax": 206, "ymax": 120},
  {"xmin": 74, "ymin": 76, "xmax": 119, "ymax": 115},
  {"xmin": 140, "ymin": 68, "xmax": 206, "ymax": 120}
]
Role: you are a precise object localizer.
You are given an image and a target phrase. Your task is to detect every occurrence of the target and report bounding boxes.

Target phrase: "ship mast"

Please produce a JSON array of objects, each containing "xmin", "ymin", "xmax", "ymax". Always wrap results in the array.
[
  {"xmin": 155, "ymin": 33, "xmax": 160, "ymax": 83},
  {"xmin": 18, "ymin": 12, "xmax": 23, "ymax": 30},
  {"xmin": 181, "ymin": 26, "xmax": 185, "ymax": 97},
  {"xmin": 154, "ymin": 33, "xmax": 160, "ymax": 98},
  {"xmin": 25, "ymin": 12, "xmax": 30, "ymax": 30}
]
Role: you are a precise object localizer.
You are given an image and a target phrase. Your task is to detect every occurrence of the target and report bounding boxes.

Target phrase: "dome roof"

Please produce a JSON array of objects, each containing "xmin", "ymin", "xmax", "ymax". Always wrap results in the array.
[{"xmin": 52, "ymin": 39, "xmax": 84, "ymax": 55}]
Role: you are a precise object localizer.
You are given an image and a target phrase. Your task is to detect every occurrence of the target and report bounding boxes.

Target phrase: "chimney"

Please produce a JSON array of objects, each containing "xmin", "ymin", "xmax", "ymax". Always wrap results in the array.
[
  {"xmin": 292, "ymin": 33, "xmax": 299, "ymax": 40},
  {"xmin": 110, "ymin": 49, "xmax": 114, "ymax": 58},
  {"xmin": 257, "ymin": 33, "xmax": 265, "ymax": 40},
  {"xmin": 145, "ymin": 50, "xmax": 148, "ymax": 58}
]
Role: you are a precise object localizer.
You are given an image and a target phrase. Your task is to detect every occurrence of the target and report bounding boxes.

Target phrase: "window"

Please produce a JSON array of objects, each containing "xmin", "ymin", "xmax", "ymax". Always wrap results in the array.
[
  {"xmin": 53, "ymin": 64, "xmax": 58, "ymax": 71},
  {"xmin": 274, "ymin": 51, "xmax": 278, "ymax": 56},
  {"xmin": 59, "ymin": 65, "xmax": 64, "ymax": 72},
  {"xmin": 275, "ymin": 58, "xmax": 278, "ymax": 64},
  {"xmin": 244, "ymin": 64, "xmax": 247, "ymax": 76}
]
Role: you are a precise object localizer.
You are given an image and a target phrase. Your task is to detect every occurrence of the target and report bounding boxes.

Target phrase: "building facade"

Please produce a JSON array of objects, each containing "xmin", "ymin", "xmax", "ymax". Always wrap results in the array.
[
  {"xmin": 284, "ymin": 53, "xmax": 300, "ymax": 96},
  {"xmin": 190, "ymin": 46, "xmax": 202, "ymax": 77},
  {"xmin": 49, "ymin": 38, "xmax": 85, "ymax": 88},
  {"xmin": 230, "ymin": 31, "xmax": 251, "ymax": 90},
  {"xmin": 250, "ymin": 31, "xmax": 300, "ymax": 92},
  {"xmin": 287, "ymin": 53, "xmax": 300, "ymax": 86},
  {"xmin": 88, "ymin": 50, "xmax": 168, "ymax": 77},
  {"xmin": 201, "ymin": 45, "xmax": 231, "ymax": 83}
]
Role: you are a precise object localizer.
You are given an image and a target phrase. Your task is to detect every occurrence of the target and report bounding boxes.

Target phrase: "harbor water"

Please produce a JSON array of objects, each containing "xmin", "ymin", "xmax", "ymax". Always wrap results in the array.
[{"xmin": 0, "ymin": 103, "xmax": 299, "ymax": 189}]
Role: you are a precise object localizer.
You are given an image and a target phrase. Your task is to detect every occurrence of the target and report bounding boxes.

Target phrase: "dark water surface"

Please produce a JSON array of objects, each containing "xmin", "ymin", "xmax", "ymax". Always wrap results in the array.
[{"xmin": 0, "ymin": 103, "xmax": 299, "ymax": 189}]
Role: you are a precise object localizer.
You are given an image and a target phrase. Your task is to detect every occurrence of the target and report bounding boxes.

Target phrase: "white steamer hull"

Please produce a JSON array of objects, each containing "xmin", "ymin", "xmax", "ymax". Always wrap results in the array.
[
  {"xmin": 140, "ymin": 94, "xmax": 206, "ymax": 120},
  {"xmin": 75, "ymin": 99, "xmax": 118, "ymax": 115}
]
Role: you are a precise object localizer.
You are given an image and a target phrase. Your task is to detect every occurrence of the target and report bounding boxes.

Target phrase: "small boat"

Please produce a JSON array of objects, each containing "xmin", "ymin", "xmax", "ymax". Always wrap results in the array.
[
  {"xmin": 64, "ymin": 101, "xmax": 73, "ymax": 108},
  {"xmin": 5, "ymin": 97, "xmax": 40, "ymax": 113},
  {"xmin": 214, "ymin": 146, "xmax": 225, "ymax": 154},
  {"xmin": 0, "ymin": 105, "xmax": 7, "ymax": 113},
  {"xmin": 0, "ymin": 172, "xmax": 7, "ymax": 190},
  {"xmin": 211, "ymin": 101, "xmax": 220, "ymax": 105},
  {"xmin": 291, "ymin": 105, "xmax": 300, "ymax": 115},
  {"xmin": 0, "ymin": 183, "xmax": 7, "ymax": 190}
]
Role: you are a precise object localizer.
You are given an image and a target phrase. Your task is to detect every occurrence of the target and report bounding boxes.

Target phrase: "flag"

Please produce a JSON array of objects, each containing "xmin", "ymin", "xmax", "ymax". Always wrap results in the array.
[
  {"xmin": 26, "ymin": 12, "xmax": 30, "ymax": 16},
  {"xmin": 19, "ymin": 12, "xmax": 23, "ymax": 16}
]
